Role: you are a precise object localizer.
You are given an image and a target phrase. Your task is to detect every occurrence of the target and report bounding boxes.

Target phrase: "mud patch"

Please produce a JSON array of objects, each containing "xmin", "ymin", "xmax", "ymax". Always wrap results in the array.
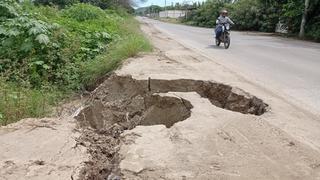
[{"xmin": 76, "ymin": 74, "xmax": 268, "ymax": 179}]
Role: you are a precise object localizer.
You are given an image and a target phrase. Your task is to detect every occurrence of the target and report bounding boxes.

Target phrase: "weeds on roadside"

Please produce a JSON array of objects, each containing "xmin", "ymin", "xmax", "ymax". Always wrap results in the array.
[
  {"xmin": 0, "ymin": 80, "xmax": 62, "ymax": 125},
  {"xmin": 81, "ymin": 17, "xmax": 152, "ymax": 87}
]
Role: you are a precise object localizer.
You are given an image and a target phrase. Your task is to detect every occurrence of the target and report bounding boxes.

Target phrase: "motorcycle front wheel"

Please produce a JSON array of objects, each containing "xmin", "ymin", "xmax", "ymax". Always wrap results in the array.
[
  {"xmin": 224, "ymin": 33, "xmax": 230, "ymax": 49},
  {"xmin": 215, "ymin": 38, "xmax": 221, "ymax": 46}
]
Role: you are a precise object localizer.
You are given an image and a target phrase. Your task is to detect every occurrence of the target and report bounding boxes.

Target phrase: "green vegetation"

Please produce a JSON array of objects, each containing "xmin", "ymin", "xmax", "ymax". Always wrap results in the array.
[
  {"xmin": 0, "ymin": 80, "xmax": 61, "ymax": 125},
  {"xmin": 81, "ymin": 16, "xmax": 152, "ymax": 87},
  {"xmin": 34, "ymin": 0, "xmax": 135, "ymax": 11},
  {"xmin": 0, "ymin": 0, "xmax": 151, "ymax": 125},
  {"xmin": 184, "ymin": 0, "xmax": 320, "ymax": 41},
  {"xmin": 33, "ymin": 0, "xmax": 79, "ymax": 8}
]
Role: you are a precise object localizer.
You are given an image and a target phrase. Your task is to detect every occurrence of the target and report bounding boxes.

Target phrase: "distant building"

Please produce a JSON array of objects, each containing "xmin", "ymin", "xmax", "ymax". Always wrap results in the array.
[
  {"xmin": 275, "ymin": 22, "xmax": 288, "ymax": 34},
  {"xmin": 159, "ymin": 10, "xmax": 186, "ymax": 18}
]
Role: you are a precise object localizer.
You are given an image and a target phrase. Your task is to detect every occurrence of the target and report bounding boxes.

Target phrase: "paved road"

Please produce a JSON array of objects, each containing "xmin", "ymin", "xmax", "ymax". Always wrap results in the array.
[{"xmin": 143, "ymin": 18, "xmax": 320, "ymax": 113}]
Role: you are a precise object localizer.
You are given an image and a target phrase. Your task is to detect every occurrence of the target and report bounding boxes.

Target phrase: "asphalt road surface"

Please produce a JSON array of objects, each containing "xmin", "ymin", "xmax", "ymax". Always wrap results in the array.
[{"xmin": 143, "ymin": 18, "xmax": 320, "ymax": 114}]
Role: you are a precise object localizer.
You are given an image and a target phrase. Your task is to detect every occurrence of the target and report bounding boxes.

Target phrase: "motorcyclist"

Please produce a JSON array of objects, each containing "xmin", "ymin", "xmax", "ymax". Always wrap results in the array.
[{"xmin": 215, "ymin": 10, "xmax": 234, "ymax": 39}]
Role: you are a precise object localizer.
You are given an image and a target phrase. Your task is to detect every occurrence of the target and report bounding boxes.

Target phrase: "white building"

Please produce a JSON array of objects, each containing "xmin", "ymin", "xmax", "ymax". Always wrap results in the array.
[{"xmin": 159, "ymin": 10, "xmax": 186, "ymax": 18}]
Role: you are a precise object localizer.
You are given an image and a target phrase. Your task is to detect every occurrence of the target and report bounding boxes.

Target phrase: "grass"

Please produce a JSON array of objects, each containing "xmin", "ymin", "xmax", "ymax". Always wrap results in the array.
[
  {"xmin": 81, "ymin": 17, "xmax": 152, "ymax": 87},
  {"xmin": 0, "ymin": 15, "xmax": 152, "ymax": 126},
  {"xmin": 0, "ymin": 80, "xmax": 62, "ymax": 125}
]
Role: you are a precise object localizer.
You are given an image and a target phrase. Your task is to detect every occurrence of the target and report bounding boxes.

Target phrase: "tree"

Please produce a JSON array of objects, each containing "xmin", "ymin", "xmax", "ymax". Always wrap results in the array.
[{"xmin": 299, "ymin": 0, "xmax": 310, "ymax": 38}]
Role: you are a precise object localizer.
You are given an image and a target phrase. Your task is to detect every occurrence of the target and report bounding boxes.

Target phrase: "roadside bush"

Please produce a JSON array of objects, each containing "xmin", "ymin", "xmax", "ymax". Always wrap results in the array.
[
  {"xmin": 226, "ymin": 0, "xmax": 261, "ymax": 30},
  {"xmin": 80, "ymin": 16, "xmax": 152, "ymax": 87},
  {"xmin": 0, "ymin": 3, "xmax": 115, "ymax": 89},
  {"xmin": 34, "ymin": 0, "xmax": 79, "ymax": 8},
  {"xmin": 306, "ymin": 21, "xmax": 320, "ymax": 41},
  {"xmin": 62, "ymin": 3, "xmax": 105, "ymax": 21},
  {"xmin": 184, "ymin": 0, "xmax": 224, "ymax": 28},
  {"xmin": 0, "ymin": 0, "xmax": 20, "ymax": 19},
  {"xmin": 282, "ymin": 0, "xmax": 303, "ymax": 33},
  {"xmin": 0, "ymin": 3, "xmax": 75, "ymax": 88}
]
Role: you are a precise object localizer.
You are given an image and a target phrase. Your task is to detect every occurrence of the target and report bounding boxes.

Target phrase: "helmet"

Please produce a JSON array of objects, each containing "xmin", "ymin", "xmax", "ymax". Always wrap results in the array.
[{"xmin": 221, "ymin": 10, "xmax": 228, "ymax": 15}]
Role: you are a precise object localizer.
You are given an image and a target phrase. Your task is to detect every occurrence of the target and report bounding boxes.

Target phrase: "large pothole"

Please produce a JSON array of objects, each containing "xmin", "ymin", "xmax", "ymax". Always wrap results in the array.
[
  {"xmin": 77, "ymin": 94, "xmax": 193, "ymax": 130},
  {"xmin": 76, "ymin": 74, "xmax": 268, "ymax": 180},
  {"xmin": 88, "ymin": 74, "xmax": 267, "ymax": 116}
]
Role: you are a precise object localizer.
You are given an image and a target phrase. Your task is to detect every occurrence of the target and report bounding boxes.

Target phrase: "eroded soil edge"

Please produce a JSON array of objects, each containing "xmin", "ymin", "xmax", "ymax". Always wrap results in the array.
[{"xmin": 76, "ymin": 74, "xmax": 268, "ymax": 179}]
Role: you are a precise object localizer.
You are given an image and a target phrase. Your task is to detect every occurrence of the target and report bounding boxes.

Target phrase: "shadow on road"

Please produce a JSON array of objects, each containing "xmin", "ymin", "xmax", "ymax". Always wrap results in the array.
[{"xmin": 206, "ymin": 45, "xmax": 225, "ymax": 49}]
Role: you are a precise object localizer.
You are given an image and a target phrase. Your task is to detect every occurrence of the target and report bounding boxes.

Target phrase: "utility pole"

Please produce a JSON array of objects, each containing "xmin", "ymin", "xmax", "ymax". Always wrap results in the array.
[
  {"xmin": 151, "ymin": 3, "xmax": 153, "ymax": 18},
  {"xmin": 184, "ymin": 1, "xmax": 187, "ymax": 20},
  {"xmin": 165, "ymin": 0, "xmax": 167, "ymax": 18}
]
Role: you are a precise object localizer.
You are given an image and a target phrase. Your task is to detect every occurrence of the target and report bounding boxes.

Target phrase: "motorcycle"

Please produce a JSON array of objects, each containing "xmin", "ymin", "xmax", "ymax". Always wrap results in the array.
[{"xmin": 215, "ymin": 23, "xmax": 231, "ymax": 49}]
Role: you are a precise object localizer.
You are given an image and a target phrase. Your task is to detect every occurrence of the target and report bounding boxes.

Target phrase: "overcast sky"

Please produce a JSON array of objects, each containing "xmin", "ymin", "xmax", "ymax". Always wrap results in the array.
[{"xmin": 135, "ymin": 0, "xmax": 205, "ymax": 8}]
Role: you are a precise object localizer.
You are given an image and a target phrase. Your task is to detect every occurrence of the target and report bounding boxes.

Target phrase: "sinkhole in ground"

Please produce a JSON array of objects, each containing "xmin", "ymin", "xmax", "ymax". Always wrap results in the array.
[
  {"xmin": 76, "ymin": 74, "xmax": 268, "ymax": 130},
  {"xmin": 75, "ymin": 74, "xmax": 269, "ymax": 180},
  {"xmin": 77, "ymin": 94, "xmax": 193, "ymax": 129}
]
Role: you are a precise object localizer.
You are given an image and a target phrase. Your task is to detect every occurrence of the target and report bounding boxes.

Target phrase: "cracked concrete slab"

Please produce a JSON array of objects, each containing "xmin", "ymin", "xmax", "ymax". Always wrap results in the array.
[{"xmin": 0, "ymin": 118, "xmax": 87, "ymax": 180}]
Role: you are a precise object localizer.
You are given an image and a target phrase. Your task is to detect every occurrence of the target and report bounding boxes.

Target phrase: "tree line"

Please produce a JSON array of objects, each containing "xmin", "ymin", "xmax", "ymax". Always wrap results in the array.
[
  {"xmin": 33, "ymin": 0, "xmax": 135, "ymax": 12},
  {"xmin": 188, "ymin": 0, "xmax": 320, "ymax": 40},
  {"xmin": 138, "ymin": 0, "xmax": 320, "ymax": 41}
]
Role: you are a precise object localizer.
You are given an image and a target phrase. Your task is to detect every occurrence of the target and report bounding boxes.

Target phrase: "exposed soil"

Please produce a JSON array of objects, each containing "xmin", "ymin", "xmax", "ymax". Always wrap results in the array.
[{"xmin": 75, "ymin": 74, "xmax": 268, "ymax": 179}]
